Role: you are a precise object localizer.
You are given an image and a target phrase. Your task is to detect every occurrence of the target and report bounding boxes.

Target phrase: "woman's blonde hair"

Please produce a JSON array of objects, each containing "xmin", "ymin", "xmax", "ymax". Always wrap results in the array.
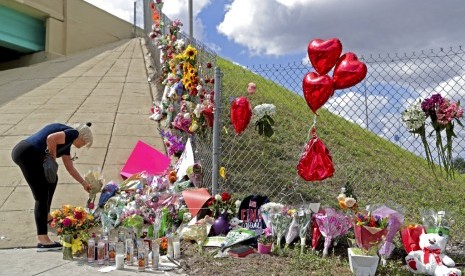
[{"xmin": 74, "ymin": 122, "xmax": 93, "ymax": 148}]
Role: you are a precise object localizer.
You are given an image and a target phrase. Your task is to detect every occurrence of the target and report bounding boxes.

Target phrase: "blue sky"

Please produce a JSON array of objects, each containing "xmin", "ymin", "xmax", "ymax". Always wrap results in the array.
[{"xmin": 84, "ymin": 0, "xmax": 465, "ymax": 68}]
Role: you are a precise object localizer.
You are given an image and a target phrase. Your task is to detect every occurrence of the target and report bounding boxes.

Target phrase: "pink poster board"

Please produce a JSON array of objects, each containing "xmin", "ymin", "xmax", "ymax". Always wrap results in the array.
[{"xmin": 120, "ymin": 140, "xmax": 171, "ymax": 178}]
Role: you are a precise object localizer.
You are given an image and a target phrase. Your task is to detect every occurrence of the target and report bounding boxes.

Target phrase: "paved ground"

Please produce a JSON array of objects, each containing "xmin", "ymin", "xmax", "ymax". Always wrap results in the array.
[{"xmin": 0, "ymin": 38, "xmax": 184, "ymax": 275}]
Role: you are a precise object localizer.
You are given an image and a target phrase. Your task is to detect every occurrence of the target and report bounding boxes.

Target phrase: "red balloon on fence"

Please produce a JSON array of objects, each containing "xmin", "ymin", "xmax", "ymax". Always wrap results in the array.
[
  {"xmin": 333, "ymin": 52, "xmax": 367, "ymax": 90},
  {"xmin": 230, "ymin": 97, "xmax": 252, "ymax": 135},
  {"xmin": 307, "ymin": 38, "xmax": 343, "ymax": 75},
  {"xmin": 302, "ymin": 72, "xmax": 335, "ymax": 114},
  {"xmin": 297, "ymin": 128, "xmax": 335, "ymax": 181}
]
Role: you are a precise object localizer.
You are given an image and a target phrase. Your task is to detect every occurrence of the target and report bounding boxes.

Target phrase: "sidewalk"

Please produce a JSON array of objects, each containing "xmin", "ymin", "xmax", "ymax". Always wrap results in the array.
[{"xmin": 0, "ymin": 38, "xmax": 184, "ymax": 275}]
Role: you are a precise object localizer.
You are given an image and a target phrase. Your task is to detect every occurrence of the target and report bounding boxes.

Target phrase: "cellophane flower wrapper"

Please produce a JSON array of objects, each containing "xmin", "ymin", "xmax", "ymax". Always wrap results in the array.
[
  {"xmin": 271, "ymin": 213, "xmax": 292, "ymax": 253},
  {"xmin": 85, "ymin": 169, "xmax": 104, "ymax": 206},
  {"xmin": 285, "ymin": 215, "xmax": 299, "ymax": 245},
  {"xmin": 314, "ymin": 208, "xmax": 352, "ymax": 255},
  {"xmin": 297, "ymin": 209, "xmax": 312, "ymax": 254},
  {"xmin": 221, "ymin": 228, "xmax": 256, "ymax": 249},
  {"xmin": 400, "ymin": 224, "xmax": 425, "ymax": 253},
  {"xmin": 119, "ymin": 172, "xmax": 148, "ymax": 191},
  {"xmin": 420, "ymin": 209, "xmax": 453, "ymax": 238},
  {"xmin": 260, "ymin": 202, "xmax": 284, "ymax": 234},
  {"xmin": 372, "ymin": 205, "xmax": 405, "ymax": 257}
]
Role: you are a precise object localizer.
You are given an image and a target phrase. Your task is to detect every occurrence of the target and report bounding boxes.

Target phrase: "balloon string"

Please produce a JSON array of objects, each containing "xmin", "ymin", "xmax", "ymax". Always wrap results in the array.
[{"xmin": 306, "ymin": 114, "xmax": 318, "ymax": 141}]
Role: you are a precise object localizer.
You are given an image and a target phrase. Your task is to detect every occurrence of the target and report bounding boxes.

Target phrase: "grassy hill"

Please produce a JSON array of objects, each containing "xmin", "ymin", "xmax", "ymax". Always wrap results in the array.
[{"xmin": 216, "ymin": 57, "xmax": 465, "ymax": 241}]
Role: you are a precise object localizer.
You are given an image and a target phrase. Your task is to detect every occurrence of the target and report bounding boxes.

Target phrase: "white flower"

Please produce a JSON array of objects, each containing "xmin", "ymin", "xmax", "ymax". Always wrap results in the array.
[
  {"xmin": 215, "ymin": 194, "xmax": 222, "ymax": 201},
  {"xmin": 337, "ymin": 194, "xmax": 346, "ymax": 201},
  {"xmin": 401, "ymin": 100, "xmax": 426, "ymax": 131},
  {"xmin": 235, "ymin": 200, "xmax": 241, "ymax": 209},
  {"xmin": 174, "ymin": 39, "xmax": 185, "ymax": 50},
  {"xmin": 251, "ymin": 103, "xmax": 276, "ymax": 124},
  {"xmin": 344, "ymin": 197, "xmax": 356, "ymax": 208}
]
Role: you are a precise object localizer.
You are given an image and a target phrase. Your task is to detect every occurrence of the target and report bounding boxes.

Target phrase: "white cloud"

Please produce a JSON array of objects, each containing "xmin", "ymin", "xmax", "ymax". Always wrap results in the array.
[
  {"xmin": 162, "ymin": 0, "xmax": 211, "ymax": 40},
  {"xmin": 84, "ymin": 0, "xmax": 211, "ymax": 40},
  {"xmin": 217, "ymin": 0, "xmax": 465, "ymax": 57}
]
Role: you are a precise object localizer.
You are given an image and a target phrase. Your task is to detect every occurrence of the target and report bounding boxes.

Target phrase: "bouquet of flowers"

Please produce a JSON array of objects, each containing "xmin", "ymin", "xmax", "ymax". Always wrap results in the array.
[
  {"xmin": 260, "ymin": 202, "xmax": 285, "ymax": 231},
  {"xmin": 207, "ymin": 192, "xmax": 237, "ymax": 220},
  {"xmin": 50, "ymin": 205, "xmax": 95, "ymax": 258},
  {"xmin": 314, "ymin": 208, "xmax": 352, "ymax": 257},
  {"xmin": 353, "ymin": 210, "xmax": 389, "ymax": 251},
  {"xmin": 252, "ymin": 103, "xmax": 276, "ymax": 137},
  {"xmin": 160, "ymin": 129, "xmax": 185, "ymax": 157},
  {"xmin": 271, "ymin": 208, "xmax": 293, "ymax": 255},
  {"xmin": 402, "ymin": 93, "xmax": 463, "ymax": 179}
]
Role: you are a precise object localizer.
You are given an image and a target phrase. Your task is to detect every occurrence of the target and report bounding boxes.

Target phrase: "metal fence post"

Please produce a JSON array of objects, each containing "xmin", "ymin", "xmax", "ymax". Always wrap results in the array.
[
  {"xmin": 212, "ymin": 67, "xmax": 222, "ymax": 195},
  {"xmin": 133, "ymin": 1, "xmax": 137, "ymax": 38}
]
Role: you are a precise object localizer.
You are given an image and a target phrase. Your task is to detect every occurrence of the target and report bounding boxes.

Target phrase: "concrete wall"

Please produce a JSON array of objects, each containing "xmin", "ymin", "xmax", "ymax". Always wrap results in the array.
[
  {"xmin": 0, "ymin": 0, "xmax": 135, "ymax": 67},
  {"xmin": 64, "ymin": 0, "xmax": 134, "ymax": 55}
]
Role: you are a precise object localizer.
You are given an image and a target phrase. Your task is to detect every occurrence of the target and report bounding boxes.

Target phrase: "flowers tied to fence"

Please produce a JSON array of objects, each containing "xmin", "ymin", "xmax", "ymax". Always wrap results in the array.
[
  {"xmin": 402, "ymin": 93, "xmax": 463, "ymax": 179},
  {"xmin": 252, "ymin": 103, "xmax": 276, "ymax": 137}
]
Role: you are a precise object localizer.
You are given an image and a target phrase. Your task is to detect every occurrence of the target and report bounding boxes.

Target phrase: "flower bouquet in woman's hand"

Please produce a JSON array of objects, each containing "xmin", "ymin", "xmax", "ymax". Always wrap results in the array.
[{"xmin": 84, "ymin": 169, "xmax": 104, "ymax": 209}]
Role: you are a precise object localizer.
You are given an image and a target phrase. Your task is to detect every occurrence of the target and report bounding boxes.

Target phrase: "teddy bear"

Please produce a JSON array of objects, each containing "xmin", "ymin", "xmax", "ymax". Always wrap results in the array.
[{"xmin": 405, "ymin": 230, "xmax": 461, "ymax": 276}]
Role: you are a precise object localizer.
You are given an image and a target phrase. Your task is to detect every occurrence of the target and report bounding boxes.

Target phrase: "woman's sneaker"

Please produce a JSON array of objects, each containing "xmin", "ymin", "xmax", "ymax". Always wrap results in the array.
[{"xmin": 37, "ymin": 242, "xmax": 62, "ymax": 252}]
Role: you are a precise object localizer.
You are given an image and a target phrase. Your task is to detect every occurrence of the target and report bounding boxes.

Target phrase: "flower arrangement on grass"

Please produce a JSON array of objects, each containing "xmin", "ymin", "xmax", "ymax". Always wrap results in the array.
[
  {"xmin": 402, "ymin": 93, "xmax": 463, "ymax": 179},
  {"xmin": 207, "ymin": 192, "xmax": 237, "ymax": 220},
  {"xmin": 353, "ymin": 210, "xmax": 389, "ymax": 252},
  {"xmin": 50, "ymin": 205, "xmax": 95, "ymax": 255}
]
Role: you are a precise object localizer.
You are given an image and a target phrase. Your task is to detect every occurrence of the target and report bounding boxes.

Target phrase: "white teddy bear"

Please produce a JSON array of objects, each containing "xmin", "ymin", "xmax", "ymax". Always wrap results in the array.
[{"xmin": 405, "ymin": 230, "xmax": 461, "ymax": 276}]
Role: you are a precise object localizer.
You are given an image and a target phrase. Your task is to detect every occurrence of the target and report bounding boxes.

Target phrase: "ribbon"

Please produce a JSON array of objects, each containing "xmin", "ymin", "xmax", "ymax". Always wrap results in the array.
[
  {"xmin": 63, "ymin": 241, "xmax": 72, "ymax": 248},
  {"xmin": 423, "ymin": 248, "xmax": 442, "ymax": 265}
]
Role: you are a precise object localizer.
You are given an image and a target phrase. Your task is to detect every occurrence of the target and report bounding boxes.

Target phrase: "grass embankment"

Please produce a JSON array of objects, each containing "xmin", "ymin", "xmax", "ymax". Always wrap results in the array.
[{"xmin": 217, "ymin": 57, "xmax": 465, "ymax": 238}]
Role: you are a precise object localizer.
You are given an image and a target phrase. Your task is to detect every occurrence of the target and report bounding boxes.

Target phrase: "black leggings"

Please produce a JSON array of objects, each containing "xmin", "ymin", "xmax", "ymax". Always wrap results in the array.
[{"xmin": 11, "ymin": 140, "xmax": 57, "ymax": 235}]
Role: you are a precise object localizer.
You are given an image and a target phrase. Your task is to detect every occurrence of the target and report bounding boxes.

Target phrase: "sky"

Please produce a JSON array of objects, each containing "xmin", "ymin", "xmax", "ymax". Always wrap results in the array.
[
  {"xmin": 84, "ymin": 0, "xmax": 465, "ymax": 67},
  {"xmin": 84, "ymin": 0, "xmax": 465, "ymax": 159}
]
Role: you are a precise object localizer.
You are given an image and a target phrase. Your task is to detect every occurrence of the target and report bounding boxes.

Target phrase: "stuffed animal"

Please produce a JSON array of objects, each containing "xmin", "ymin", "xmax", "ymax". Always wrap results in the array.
[
  {"xmin": 405, "ymin": 230, "xmax": 461, "ymax": 276},
  {"xmin": 229, "ymin": 217, "xmax": 243, "ymax": 231}
]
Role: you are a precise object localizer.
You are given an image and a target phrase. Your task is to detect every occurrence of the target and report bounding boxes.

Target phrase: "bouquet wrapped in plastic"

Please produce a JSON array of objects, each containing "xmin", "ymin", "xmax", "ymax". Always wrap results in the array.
[
  {"xmin": 84, "ymin": 169, "xmax": 104, "ymax": 209},
  {"xmin": 372, "ymin": 205, "xmax": 405, "ymax": 259},
  {"xmin": 353, "ymin": 210, "xmax": 389, "ymax": 251},
  {"xmin": 314, "ymin": 208, "xmax": 352, "ymax": 257}
]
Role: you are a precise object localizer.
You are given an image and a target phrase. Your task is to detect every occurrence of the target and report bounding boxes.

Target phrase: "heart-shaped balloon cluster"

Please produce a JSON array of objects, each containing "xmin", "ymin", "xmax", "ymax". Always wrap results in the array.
[{"xmin": 304, "ymin": 38, "xmax": 367, "ymax": 114}]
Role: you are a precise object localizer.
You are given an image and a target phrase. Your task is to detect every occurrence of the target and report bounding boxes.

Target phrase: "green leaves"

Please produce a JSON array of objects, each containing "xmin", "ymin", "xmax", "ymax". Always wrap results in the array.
[{"xmin": 255, "ymin": 114, "xmax": 275, "ymax": 137}]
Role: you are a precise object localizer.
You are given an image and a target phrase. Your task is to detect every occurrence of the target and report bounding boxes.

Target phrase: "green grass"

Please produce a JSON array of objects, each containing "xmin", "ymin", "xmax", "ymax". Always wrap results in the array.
[{"xmin": 216, "ymin": 57, "xmax": 465, "ymax": 242}]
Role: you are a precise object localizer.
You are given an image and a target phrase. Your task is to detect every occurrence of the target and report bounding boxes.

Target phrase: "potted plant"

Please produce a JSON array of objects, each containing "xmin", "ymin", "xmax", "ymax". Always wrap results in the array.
[{"xmin": 257, "ymin": 228, "xmax": 274, "ymax": 254}]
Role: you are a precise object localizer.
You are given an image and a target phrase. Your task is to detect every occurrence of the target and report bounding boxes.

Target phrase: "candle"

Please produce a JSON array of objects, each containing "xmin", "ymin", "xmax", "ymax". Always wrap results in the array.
[
  {"xmin": 173, "ymin": 241, "xmax": 181, "ymax": 259},
  {"xmin": 115, "ymin": 254, "xmax": 124, "ymax": 270}
]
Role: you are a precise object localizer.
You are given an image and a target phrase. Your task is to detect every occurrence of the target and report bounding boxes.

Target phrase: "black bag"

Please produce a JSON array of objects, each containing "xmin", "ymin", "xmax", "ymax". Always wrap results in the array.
[{"xmin": 43, "ymin": 150, "xmax": 58, "ymax": 183}]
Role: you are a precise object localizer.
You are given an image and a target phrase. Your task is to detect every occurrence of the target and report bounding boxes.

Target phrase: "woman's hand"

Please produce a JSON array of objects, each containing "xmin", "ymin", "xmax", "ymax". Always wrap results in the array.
[{"xmin": 82, "ymin": 182, "xmax": 91, "ymax": 193}]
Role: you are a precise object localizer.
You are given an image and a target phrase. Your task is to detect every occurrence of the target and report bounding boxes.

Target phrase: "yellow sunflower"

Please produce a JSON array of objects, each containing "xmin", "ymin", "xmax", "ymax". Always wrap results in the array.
[{"xmin": 184, "ymin": 45, "xmax": 198, "ymax": 61}]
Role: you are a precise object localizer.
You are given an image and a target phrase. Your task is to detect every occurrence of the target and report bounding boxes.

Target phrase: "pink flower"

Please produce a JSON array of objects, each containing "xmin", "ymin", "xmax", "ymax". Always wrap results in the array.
[{"xmin": 62, "ymin": 218, "xmax": 72, "ymax": 228}]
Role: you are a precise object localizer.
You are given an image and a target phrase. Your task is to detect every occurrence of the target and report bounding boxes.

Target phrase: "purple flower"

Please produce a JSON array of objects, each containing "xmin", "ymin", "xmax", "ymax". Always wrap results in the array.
[{"xmin": 421, "ymin": 93, "xmax": 444, "ymax": 116}]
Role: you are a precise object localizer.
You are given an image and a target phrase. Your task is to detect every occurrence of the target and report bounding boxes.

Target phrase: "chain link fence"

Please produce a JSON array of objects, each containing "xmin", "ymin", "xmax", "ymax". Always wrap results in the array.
[{"xmin": 217, "ymin": 47, "xmax": 465, "ymax": 205}]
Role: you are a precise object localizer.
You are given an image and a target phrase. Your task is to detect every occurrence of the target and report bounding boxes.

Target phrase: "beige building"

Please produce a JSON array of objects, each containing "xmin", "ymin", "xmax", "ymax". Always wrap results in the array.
[{"xmin": 0, "ymin": 0, "xmax": 138, "ymax": 69}]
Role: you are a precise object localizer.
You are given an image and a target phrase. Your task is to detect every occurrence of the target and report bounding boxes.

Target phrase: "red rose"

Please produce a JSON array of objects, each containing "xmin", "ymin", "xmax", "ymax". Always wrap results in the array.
[
  {"xmin": 221, "ymin": 192, "xmax": 231, "ymax": 202},
  {"xmin": 207, "ymin": 198, "xmax": 215, "ymax": 206}
]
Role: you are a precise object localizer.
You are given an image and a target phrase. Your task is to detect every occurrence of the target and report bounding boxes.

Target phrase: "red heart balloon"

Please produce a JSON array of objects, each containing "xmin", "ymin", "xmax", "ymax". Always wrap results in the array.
[
  {"xmin": 230, "ymin": 97, "xmax": 252, "ymax": 134},
  {"xmin": 333, "ymin": 52, "xmax": 367, "ymax": 89},
  {"xmin": 308, "ymin": 38, "xmax": 343, "ymax": 75},
  {"xmin": 302, "ymin": 72, "xmax": 334, "ymax": 114},
  {"xmin": 297, "ymin": 134, "xmax": 335, "ymax": 182}
]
